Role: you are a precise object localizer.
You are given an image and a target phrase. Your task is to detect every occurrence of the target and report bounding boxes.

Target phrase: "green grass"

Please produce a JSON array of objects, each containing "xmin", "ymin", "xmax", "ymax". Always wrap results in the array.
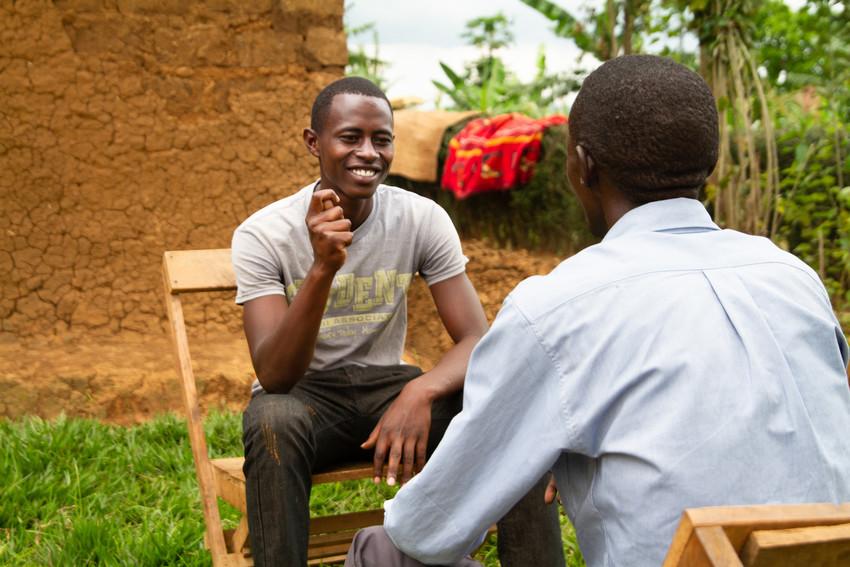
[{"xmin": 0, "ymin": 413, "xmax": 583, "ymax": 566}]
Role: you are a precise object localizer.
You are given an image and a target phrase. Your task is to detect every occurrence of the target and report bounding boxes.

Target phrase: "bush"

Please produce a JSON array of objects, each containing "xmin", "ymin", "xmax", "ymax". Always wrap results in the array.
[
  {"xmin": 391, "ymin": 123, "xmax": 594, "ymax": 255},
  {"xmin": 772, "ymin": 95, "xmax": 850, "ymax": 310}
]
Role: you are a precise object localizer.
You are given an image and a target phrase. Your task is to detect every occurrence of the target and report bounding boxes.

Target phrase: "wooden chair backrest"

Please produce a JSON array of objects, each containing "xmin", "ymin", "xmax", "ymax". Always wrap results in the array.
[
  {"xmin": 161, "ymin": 249, "xmax": 237, "ymax": 560},
  {"xmin": 662, "ymin": 503, "xmax": 850, "ymax": 567},
  {"xmin": 163, "ymin": 249, "xmax": 236, "ymax": 294}
]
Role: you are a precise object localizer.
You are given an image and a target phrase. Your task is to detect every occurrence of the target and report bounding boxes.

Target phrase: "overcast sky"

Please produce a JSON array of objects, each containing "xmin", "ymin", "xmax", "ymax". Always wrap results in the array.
[{"xmin": 345, "ymin": 1, "xmax": 597, "ymax": 108}]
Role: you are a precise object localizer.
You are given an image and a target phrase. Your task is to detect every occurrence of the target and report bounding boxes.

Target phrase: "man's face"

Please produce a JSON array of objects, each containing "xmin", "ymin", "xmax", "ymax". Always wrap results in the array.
[
  {"xmin": 310, "ymin": 93, "xmax": 394, "ymax": 201},
  {"xmin": 566, "ymin": 134, "xmax": 607, "ymax": 238}
]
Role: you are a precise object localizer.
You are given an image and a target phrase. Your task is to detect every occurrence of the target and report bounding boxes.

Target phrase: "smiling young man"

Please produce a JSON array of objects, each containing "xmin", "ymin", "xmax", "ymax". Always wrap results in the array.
[{"xmin": 231, "ymin": 77, "xmax": 563, "ymax": 566}]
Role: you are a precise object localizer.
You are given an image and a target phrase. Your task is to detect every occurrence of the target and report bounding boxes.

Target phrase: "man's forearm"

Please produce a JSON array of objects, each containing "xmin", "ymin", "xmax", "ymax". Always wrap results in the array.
[
  {"xmin": 384, "ymin": 299, "xmax": 564, "ymax": 565},
  {"xmin": 407, "ymin": 334, "xmax": 482, "ymax": 401},
  {"xmin": 252, "ymin": 264, "xmax": 334, "ymax": 392},
  {"xmin": 415, "ymin": 272, "xmax": 489, "ymax": 401}
]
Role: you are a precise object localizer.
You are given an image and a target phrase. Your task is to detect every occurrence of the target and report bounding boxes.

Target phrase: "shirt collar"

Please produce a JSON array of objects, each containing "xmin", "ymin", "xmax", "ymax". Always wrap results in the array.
[{"xmin": 602, "ymin": 197, "xmax": 719, "ymax": 242}]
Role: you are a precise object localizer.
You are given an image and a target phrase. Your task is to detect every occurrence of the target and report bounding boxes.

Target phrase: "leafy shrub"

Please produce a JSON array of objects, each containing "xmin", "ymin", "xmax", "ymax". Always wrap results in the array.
[
  {"xmin": 391, "ymin": 123, "xmax": 594, "ymax": 255},
  {"xmin": 773, "ymin": 96, "xmax": 850, "ymax": 311}
]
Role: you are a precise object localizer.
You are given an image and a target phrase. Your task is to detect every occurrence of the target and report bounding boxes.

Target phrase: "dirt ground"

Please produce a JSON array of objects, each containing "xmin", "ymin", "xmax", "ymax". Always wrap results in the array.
[{"xmin": 1, "ymin": 239, "xmax": 564, "ymax": 425}]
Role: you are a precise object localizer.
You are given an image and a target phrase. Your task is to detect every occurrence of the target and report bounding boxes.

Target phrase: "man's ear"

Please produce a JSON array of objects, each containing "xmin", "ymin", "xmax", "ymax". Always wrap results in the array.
[
  {"xmin": 575, "ymin": 144, "xmax": 598, "ymax": 188},
  {"xmin": 303, "ymin": 128, "xmax": 320, "ymax": 158}
]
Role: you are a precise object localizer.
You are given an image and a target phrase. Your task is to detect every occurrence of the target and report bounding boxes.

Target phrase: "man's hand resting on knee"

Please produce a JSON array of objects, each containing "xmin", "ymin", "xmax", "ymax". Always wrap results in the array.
[
  {"xmin": 361, "ymin": 378, "xmax": 435, "ymax": 486},
  {"xmin": 360, "ymin": 272, "xmax": 489, "ymax": 488}
]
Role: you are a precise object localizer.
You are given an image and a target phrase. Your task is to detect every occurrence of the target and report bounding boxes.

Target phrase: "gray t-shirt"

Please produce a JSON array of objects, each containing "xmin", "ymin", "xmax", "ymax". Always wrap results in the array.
[{"xmin": 232, "ymin": 182, "xmax": 467, "ymax": 392}]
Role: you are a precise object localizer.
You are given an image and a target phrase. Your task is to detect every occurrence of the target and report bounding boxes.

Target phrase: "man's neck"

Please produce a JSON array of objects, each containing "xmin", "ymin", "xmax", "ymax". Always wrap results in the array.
[
  {"xmin": 342, "ymin": 197, "xmax": 373, "ymax": 231},
  {"xmin": 597, "ymin": 178, "xmax": 640, "ymax": 236}
]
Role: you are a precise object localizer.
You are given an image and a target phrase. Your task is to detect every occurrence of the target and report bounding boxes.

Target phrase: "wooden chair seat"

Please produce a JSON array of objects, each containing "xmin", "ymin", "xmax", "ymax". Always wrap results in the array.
[
  {"xmin": 209, "ymin": 457, "xmax": 384, "ymax": 564},
  {"xmin": 662, "ymin": 502, "xmax": 850, "ymax": 567},
  {"xmin": 163, "ymin": 249, "xmax": 385, "ymax": 566},
  {"xmin": 211, "ymin": 458, "xmax": 380, "ymax": 507}
]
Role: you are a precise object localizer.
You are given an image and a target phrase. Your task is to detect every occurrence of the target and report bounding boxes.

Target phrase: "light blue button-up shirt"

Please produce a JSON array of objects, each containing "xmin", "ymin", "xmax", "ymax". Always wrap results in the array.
[{"xmin": 384, "ymin": 198, "xmax": 850, "ymax": 566}]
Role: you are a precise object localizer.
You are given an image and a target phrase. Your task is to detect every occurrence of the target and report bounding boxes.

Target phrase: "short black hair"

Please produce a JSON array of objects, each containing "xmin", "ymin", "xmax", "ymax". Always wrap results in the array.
[
  {"xmin": 311, "ymin": 76, "xmax": 392, "ymax": 132},
  {"xmin": 569, "ymin": 55, "xmax": 719, "ymax": 203}
]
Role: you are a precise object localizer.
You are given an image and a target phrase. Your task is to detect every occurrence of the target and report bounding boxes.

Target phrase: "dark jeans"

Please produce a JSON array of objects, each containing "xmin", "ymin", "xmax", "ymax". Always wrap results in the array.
[{"xmin": 243, "ymin": 364, "xmax": 563, "ymax": 567}]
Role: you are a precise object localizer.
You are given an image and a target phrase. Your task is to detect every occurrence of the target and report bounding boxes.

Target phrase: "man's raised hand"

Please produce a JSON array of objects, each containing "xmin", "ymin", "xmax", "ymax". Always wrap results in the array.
[{"xmin": 307, "ymin": 189, "xmax": 353, "ymax": 274}]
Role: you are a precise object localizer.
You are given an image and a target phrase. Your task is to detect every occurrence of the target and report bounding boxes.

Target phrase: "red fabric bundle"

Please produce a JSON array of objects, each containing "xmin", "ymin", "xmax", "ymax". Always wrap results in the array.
[{"xmin": 441, "ymin": 113, "xmax": 567, "ymax": 199}]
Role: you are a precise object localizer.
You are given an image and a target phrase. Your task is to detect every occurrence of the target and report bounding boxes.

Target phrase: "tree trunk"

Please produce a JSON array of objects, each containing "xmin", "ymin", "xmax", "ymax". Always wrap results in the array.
[
  {"xmin": 607, "ymin": 0, "xmax": 618, "ymax": 58},
  {"xmin": 623, "ymin": 0, "xmax": 634, "ymax": 55}
]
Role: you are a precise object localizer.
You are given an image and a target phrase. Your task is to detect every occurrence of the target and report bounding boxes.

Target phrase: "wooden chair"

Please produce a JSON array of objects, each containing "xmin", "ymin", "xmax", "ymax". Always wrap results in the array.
[
  {"xmin": 162, "ymin": 249, "xmax": 384, "ymax": 566},
  {"xmin": 662, "ymin": 503, "xmax": 850, "ymax": 566}
]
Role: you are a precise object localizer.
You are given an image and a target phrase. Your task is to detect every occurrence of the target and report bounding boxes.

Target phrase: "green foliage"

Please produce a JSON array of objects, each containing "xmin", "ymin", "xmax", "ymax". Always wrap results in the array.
[
  {"xmin": 773, "ymin": 95, "xmax": 850, "ymax": 305},
  {"xmin": 462, "ymin": 13, "xmax": 515, "ymax": 54},
  {"xmin": 520, "ymin": 0, "xmax": 581, "ymax": 44},
  {"xmin": 752, "ymin": 0, "xmax": 850, "ymax": 95},
  {"xmin": 424, "ymin": 10, "xmax": 590, "ymax": 260},
  {"xmin": 671, "ymin": 0, "xmax": 762, "ymax": 46},
  {"xmin": 0, "ymin": 413, "xmax": 585, "ymax": 566},
  {"xmin": 393, "ymin": 124, "xmax": 594, "ymax": 255},
  {"xmin": 510, "ymin": 0, "xmax": 850, "ymax": 308},
  {"xmin": 433, "ymin": 12, "xmax": 581, "ymax": 116},
  {"xmin": 659, "ymin": 0, "xmax": 781, "ymax": 236},
  {"xmin": 520, "ymin": 0, "xmax": 654, "ymax": 59},
  {"xmin": 738, "ymin": 0, "xmax": 850, "ymax": 311},
  {"xmin": 345, "ymin": 6, "xmax": 389, "ymax": 90}
]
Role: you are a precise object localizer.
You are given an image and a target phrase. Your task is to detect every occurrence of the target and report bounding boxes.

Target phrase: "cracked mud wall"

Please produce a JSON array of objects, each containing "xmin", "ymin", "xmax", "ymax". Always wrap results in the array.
[{"xmin": 1, "ymin": 0, "xmax": 346, "ymax": 338}]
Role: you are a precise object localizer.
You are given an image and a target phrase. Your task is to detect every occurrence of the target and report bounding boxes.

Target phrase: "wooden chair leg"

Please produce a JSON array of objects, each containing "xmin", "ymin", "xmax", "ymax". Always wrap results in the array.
[
  {"xmin": 218, "ymin": 517, "xmax": 252, "ymax": 566},
  {"xmin": 230, "ymin": 516, "xmax": 251, "ymax": 554},
  {"xmin": 694, "ymin": 526, "xmax": 743, "ymax": 567}
]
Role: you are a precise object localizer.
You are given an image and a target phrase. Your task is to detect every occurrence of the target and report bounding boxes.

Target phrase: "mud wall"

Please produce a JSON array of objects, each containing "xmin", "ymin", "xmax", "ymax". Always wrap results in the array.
[{"xmin": 1, "ymin": 0, "xmax": 346, "ymax": 337}]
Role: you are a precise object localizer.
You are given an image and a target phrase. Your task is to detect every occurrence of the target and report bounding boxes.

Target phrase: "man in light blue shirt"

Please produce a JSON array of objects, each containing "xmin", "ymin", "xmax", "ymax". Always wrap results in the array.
[{"xmin": 346, "ymin": 55, "xmax": 850, "ymax": 567}]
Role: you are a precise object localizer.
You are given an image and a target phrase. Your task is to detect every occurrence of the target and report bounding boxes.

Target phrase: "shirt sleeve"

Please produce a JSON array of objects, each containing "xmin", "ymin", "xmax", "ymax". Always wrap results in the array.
[
  {"xmin": 383, "ymin": 296, "xmax": 570, "ymax": 564},
  {"xmin": 231, "ymin": 227, "xmax": 286, "ymax": 305},
  {"xmin": 417, "ymin": 203, "xmax": 468, "ymax": 286}
]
